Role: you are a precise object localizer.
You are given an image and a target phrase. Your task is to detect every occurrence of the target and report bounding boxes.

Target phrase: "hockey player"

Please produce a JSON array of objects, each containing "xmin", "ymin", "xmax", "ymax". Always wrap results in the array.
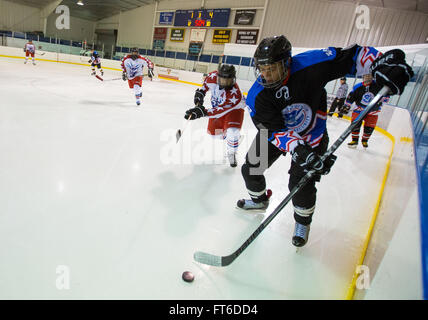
[
  {"xmin": 346, "ymin": 74, "xmax": 390, "ymax": 149},
  {"xmin": 183, "ymin": 64, "xmax": 245, "ymax": 167},
  {"xmin": 24, "ymin": 39, "xmax": 36, "ymax": 65},
  {"xmin": 88, "ymin": 50, "xmax": 103, "ymax": 76},
  {"xmin": 328, "ymin": 77, "xmax": 348, "ymax": 117},
  {"xmin": 121, "ymin": 48, "xmax": 154, "ymax": 106},
  {"xmin": 239, "ymin": 35, "xmax": 413, "ymax": 247}
]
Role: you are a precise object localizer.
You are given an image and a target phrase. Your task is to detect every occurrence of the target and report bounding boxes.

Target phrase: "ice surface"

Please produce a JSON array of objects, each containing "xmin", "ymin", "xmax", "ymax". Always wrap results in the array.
[{"xmin": 0, "ymin": 57, "xmax": 391, "ymax": 299}]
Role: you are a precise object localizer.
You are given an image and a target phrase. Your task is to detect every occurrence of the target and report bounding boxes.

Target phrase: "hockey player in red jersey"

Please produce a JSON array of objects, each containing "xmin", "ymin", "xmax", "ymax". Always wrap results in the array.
[
  {"xmin": 24, "ymin": 39, "xmax": 36, "ymax": 65},
  {"xmin": 121, "ymin": 48, "xmax": 154, "ymax": 106},
  {"xmin": 346, "ymin": 73, "xmax": 390, "ymax": 148},
  {"xmin": 184, "ymin": 64, "xmax": 245, "ymax": 167}
]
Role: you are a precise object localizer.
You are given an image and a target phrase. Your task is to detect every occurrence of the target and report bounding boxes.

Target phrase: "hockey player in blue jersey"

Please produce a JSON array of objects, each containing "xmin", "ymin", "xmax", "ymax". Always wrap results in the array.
[{"xmin": 237, "ymin": 35, "xmax": 413, "ymax": 247}]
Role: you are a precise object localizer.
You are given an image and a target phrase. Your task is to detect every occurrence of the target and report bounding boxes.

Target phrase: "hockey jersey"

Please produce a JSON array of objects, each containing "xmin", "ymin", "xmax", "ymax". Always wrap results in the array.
[
  {"xmin": 24, "ymin": 42, "xmax": 35, "ymax": 53},
  {"xmin": 90, "ymin": 54, "xmax": 101, "ymax": 65},
  {"xmin": 121, "ymin": 55, "xmax": 154, "ymax": 80},
  {"xmin": 345, "ymin": 81, "xmax": 390, "ymax": 116},
  {"xmin": 199, "ymin": 71, "xmax": 244, "ymax": 119},
  {"xmin": 246, "ymin": 45, "xmax": 383, "ymax": 153}
]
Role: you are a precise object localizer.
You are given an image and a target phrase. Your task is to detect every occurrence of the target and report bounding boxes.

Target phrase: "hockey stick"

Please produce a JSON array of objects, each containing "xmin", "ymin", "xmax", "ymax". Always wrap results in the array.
[
  {"xmin": 176, "ymin": 115, "xmax": 192, "ymax": 143},
  {"xmin": 194, "ymin": 85, "xmax": 391, "ymax": 267},
  {"xmin": 97, "ymin": 77, "xmax": 122, "ymax": 82}
]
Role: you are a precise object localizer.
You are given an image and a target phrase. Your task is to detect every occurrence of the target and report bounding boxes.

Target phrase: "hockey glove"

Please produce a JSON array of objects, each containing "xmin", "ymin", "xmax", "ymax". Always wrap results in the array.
[
  {"xmin": 194, "ymin": 89, "xmax": 206, "ymax": 107},
  {"xmin": 148, "ymin": 68, "xmax": 154, "ymax": 79},
  {"xmin": 122, "ymin": 72, "xmax": 127, "ymax": 81},
  {"xmin": 291, "ymin": 142, "xmax": 337, "ymax": 176},
  {"xmin": 370, "ymin": 49, "xmax": 414, "ymax": 95},
  {"xmin": 184, "ymin": 106, "xmax": 207, "ymax": 120}
]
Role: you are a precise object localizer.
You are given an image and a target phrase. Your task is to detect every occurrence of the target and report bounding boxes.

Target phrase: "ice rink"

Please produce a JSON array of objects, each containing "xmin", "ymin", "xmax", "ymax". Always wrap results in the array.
[{"xmin": 0, "ymin": 56, "xmax": 392, "ymax": 299}]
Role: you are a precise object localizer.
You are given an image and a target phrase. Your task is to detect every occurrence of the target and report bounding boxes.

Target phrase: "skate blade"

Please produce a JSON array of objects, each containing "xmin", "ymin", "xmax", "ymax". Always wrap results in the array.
[{"xmin": 347, "ymin": 145, "xmax": 357, "ymax": 149}]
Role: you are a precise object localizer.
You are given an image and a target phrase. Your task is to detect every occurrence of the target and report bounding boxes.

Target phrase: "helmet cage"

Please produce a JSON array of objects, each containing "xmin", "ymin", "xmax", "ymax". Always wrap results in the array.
[{"xmin": 254, "ymin": 58, "xmax": 290, "ymax": 88}]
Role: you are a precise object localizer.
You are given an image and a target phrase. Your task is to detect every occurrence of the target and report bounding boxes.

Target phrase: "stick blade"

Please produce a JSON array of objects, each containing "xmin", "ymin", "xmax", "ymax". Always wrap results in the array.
[
  {"xmin": 193, "ymin": 251, "xmax": 223, "ymax": 267},
  {"xmin": 176, "ymin": 129, "xmax": 182, "ymax": 143},
  {"xmin": 95, "ymin": 75, "xmax": 103, "ymax": 81}
]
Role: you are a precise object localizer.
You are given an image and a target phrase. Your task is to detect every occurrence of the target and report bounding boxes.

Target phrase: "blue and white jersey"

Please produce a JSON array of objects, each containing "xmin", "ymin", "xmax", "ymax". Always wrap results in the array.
[{"xmin": 246, "ymin": 45, "xmax": 382, "ymax": 152}]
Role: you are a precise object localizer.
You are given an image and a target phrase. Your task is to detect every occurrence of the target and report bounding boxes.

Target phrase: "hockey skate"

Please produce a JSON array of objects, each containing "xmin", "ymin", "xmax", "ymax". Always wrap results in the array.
[
  {"xmin": 24, "ymin": 60, "xmax": 27, "ymax": 64},
  {"xmin": 136, "ymin": 100, "xmax": 141, "ymax": 106},
  {"xmin": 236, "ymin": 189, "xmax": 272, "ymax": 211},
  {"xmin": 227, "ymin": 153, "xmax": 237, "ymax": 167},
  {"xmin": 347, "ymin": 140, "xmax": 358, "ymax": 148},
  {"xmin": 362, "ymin": 140, "xmax": 368, "ymax": 148},
  {"xmin": 91, "ymin": 71, "xmax": 96, "ymax": 76},
  {"xmin": 292, "ymin": 222, "xmax": 310, "ymax": 248}
]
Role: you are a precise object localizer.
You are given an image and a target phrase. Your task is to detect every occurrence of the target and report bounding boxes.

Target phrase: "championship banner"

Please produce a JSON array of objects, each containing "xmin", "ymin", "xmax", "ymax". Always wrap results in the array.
[
  {"xmin": 190, "ymin": 28, "xmax": 206, "ymax": 42},
  {"xmin": 159, "ymin": 12, "xmax": 174, "ymax": 25},
  {"xmin": 170, "ymin": 28, "xmax": 185, "ymax": 42},
  {"xmin": 153, "ymin": 27, "xmax": 167, "ymax": 40},
  {"xmin": 236, "ymin": 29, "xmax": 259, "ymax": 44},
  {"xmin": 152, "ymin": 39, "xmax": 165, "ymax": 50},
  {"xmin": 234, "ymin": 9, "xmax": 256, "ymax": 25},
  {"xmin": 188, "ymin": 41, "xmax": 203, "ymax": 56},
  {"xmin": 212, "ymin": 29, "xmax": 231, "ymax": 44}
]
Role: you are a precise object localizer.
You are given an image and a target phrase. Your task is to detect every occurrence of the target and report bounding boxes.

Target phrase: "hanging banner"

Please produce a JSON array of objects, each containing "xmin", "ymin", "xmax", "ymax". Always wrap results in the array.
[
  {"xmin": 152, "ymin": 39, "xmax": 165, "ymax": 50},
  {"xmin": 188, "ymin": 41, "xmax": 203, "ymax": 56},
  {"xmin": 234, "ymin": 9, "xmax": 256, "ymax": 25},
  {"xmin": 236, "ymin": 29, "xmax": 259, "ymax": 44},
  {"xmin": 190, "ymin": 28, "xmax": 206, "ymax": 42},
  {"xmin": 159, "ymin": 12, "xmax": 174, "ymax": 25},
  {"xmin": 170, "ymin": 28, "xmax": 185, "ymax": 42},
  {"xmin": 212, "ymin": 29, "xmax": 231, "ymax": 44},
  {"xmin": 153, "ymin": 27, "xmax": 167, "ymax": 40}
]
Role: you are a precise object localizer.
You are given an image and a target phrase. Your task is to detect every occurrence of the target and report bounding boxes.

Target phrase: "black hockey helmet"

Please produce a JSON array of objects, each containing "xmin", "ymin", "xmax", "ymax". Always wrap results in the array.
[
  {"xmin": 253, "ymin": 35, "xmax": 292, "ymax": 88},
  {"xmin": 130, "ymin": 47, "xmax": 139, "ymax": 60},
  {"xmin": 340, "ymin": 77, "xmax": 346, "ymax": 81},
  {"xmin": 217, "ymin": 64, "xmax": 236, "ymax": 90}
]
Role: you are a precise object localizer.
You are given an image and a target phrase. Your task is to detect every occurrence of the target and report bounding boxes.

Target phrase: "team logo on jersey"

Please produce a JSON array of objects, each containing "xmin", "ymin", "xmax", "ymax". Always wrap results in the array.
[
  {"xmin": 361, "ymin": 92, "xmax": 374, "ymax": 105},
  {"xmin": 281, "ymin": 103, "xmax": 312, "ymax": 132},
  {"xmin": 211, "ymin": 90, "xmax": 226, "ymax": 108},
  {"xmin": 323, "ymin": 48, "xmax": 333, "ymax": 56}
]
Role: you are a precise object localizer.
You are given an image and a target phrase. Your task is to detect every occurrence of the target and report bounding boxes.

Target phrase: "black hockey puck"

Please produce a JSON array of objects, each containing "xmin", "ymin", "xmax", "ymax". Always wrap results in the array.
[
  {"xmin": 237, "ymin": 199, "xmax": 245, "ymax": 208},
  {"xmin": 182, "ymin": 271, "xmax": 194, "ymax": 283}
]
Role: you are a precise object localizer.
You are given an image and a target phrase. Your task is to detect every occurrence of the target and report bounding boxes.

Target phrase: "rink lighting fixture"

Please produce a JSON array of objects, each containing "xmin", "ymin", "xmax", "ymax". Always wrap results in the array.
[{"xmin": 77, "ymin": 1, "xmax": 84, "ymax": 5}]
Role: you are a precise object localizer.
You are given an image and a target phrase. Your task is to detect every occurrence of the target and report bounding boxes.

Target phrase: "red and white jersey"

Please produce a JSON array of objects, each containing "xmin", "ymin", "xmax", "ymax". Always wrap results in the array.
[
  {"xmin": 121, "ymin": 55, "xmax": 154, "ymax": 80},
  {"xmin": 200, "ymin": 71, "xmax": 244, "ymax": 119},
  {"xmin": 24, "ymin": 42, "xmax": 35, "ymax": 53}
]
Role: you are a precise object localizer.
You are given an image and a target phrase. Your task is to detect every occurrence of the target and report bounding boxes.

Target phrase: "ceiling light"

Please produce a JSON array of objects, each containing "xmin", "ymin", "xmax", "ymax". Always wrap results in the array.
[{"xmin": 77, "ymin": 1, "xmax": 84, "ymax": 5}]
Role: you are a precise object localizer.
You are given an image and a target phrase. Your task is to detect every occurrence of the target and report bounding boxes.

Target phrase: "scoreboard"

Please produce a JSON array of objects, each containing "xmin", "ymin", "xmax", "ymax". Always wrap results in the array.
[{"xmin": 174, "ymin": 8, "xmax": 231, "ymax": 27}]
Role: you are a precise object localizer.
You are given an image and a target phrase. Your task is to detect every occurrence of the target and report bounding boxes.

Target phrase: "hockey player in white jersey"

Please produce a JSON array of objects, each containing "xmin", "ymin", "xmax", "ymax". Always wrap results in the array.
[
  {"xmin": 121, "ymin": 47, "xmax": 154, "ymax": 106},
  {"xmin": 88, "ymin": 50, "xmax": 103, "ymax": 76},
  {"xmin": 24, "ymin": 39, "xmax": 36, "ymax": 65},
  {"xmin": 184, "ymin": 64, "xmax": 245, "ymax": 167}
]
